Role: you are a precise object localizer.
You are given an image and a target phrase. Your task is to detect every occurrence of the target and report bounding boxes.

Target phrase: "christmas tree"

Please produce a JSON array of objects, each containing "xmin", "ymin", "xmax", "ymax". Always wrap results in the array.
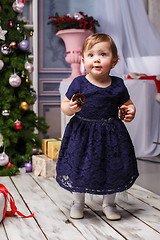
[{"xmin": 0, "ymin": 0, "xmax": 48, "ymax": 176}]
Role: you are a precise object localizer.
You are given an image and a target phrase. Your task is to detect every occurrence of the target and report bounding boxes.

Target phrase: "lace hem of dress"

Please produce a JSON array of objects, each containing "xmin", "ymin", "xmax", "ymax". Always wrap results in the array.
[{"xmin": 56, "ymin": 174, "xmax": 139, "ymax": 195}]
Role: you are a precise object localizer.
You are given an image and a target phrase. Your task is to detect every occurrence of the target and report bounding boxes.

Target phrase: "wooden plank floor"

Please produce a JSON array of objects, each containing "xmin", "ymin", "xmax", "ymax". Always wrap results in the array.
[{"xmin": 0, "ymin": 173, "xmax": 160, "ymax": 240}]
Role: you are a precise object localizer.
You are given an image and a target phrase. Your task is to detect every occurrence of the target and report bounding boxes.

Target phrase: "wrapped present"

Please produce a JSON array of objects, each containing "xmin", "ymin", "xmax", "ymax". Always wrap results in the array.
[
  {"xmin": 0, "ymin": 191, "xmax": 5, "ymax": 222},
  {"xmin": 0, "ymin": 184, "xmax": 34, "ymax": 222},
  {"xmin": 42, "ymin": 138, "xmax": 62, "ymax": 157},
  {"xmin": 47, "ymin": 139, "xmax": 61, "ymax": 160},
  {"xmin": 42, "ymin": 138, "xmax": 57, "ymax": 155},
  {"xmin": 123, "ymin": 73, "xmax": 147, "ymax": 79},
  {"xmin": 123, "ymin": 73, "xmax": 160, "ymax": 102},
  {"xmin": 42, "ymin": 138, "xmax": 61, "ymax": 160},
  {"xmin": 32, "ymin": 155, "xmax": 57, "ymax": 178}
]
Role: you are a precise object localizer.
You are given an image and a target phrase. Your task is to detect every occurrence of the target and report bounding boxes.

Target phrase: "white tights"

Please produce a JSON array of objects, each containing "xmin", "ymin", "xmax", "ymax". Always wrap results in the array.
[
  {"xmin": 103, "ymin": 193, "xmax": 116, "ymax": 205},
  {"xmin": 72, "ymin": 192, "xmax": 85, "ymax": 211},
  {"xmin": 73, "ymin": 192, "xmax": 85, "ymax": 203},
  {"xmin": 102, "ymin": 193, "xmax": 116, "ymax": 211},
  {"xmin": 72, "ymin": 192, "xmax": 116, "ymax": 210}
]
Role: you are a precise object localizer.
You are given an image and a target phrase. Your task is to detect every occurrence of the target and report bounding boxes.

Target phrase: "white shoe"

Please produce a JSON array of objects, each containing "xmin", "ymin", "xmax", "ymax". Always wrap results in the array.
[
  {"xmin": 102, "ymin": 203, "xmax": 121, "ymax": 220},
  {"xmin": 70, "ymin": 201, "xmax": 84, "ymax": 219}
]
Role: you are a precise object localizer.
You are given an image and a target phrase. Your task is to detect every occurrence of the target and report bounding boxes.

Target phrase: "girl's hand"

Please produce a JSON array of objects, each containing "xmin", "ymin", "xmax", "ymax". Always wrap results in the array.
[
  {"xmin": 69, "ymin": 99, "xmax": 82, "ymax": 114},
  {"xmin": 120, "ymin": 105, "xmax": 135, "ymax": 122},
  {"xmin": 61, "ymin": 96, "xmax": 82, "ymax": 116}
]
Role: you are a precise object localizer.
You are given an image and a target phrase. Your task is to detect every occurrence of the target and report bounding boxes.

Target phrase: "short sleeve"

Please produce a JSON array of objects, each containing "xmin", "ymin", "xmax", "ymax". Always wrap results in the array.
[
  {"xmin": 119, "ymin": 80, "xmax": 130, "ymax": 105},
  {"xmin": 65, "ymin": 77, "xmax": 80, "ymax": 100}
]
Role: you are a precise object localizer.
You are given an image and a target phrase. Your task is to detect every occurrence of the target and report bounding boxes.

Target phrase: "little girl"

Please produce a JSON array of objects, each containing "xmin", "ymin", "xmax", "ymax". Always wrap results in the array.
[{"xmin": 56, "ymin": 33, "xmax": 139, "ymax": 220}]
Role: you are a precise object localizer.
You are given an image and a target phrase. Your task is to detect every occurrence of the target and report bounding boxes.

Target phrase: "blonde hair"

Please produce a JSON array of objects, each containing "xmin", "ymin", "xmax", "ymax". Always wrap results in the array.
[{"xmin": 82, "ymin": 33, "xmax": 119, "ymax": 64}]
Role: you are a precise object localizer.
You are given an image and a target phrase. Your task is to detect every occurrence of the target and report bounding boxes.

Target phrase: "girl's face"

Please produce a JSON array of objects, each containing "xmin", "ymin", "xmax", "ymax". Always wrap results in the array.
[{"xmin": 82, "ymin": 41, "xmax": 115, "ymax": 79}]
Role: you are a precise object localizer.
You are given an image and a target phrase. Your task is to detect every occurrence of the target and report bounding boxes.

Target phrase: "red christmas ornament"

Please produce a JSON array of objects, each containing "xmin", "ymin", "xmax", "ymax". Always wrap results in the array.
[
  {"xmin": 5, "ymin": 162, "xmax": 14, "ymax": 168},
  {"xmin": 19, "ymin": 0, "xmax": 25, "ymax": 3},
  {"xmin": 9, "ymin": 20, "xmax": 13, "ymax": 28},
  {"xmin": 14, "ymin": 120, "xmax": 23, "ymax": 130}
]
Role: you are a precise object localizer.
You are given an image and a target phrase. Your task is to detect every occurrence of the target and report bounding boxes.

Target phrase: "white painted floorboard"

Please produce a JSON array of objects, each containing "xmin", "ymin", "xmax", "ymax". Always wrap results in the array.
[
  {"xmin": 0, "ymin": 173, "xmax": 160, "ymax": 240},
  {"xmin": 0, "ymin": 223, "xmax": 8, "ymax": 240}
]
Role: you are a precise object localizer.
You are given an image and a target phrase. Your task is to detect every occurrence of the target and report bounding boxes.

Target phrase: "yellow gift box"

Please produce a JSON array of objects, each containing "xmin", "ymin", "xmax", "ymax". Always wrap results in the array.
[
  {"xmin": 42, "ymin": 138, "xmax": 56, "ymax": 155},
  {"xmin": 42, "ymin": 138, "xmax": 62, "ymax": 160}
]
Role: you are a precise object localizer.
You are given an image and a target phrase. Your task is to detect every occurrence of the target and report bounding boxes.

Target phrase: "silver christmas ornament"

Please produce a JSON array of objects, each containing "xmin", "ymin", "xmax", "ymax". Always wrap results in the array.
[
  {"xmin": 31, "ymin": 91, "xmax": 37, "ymax": 102},
  {"xmin": 0, "ymin": 152, "xmax": 9, "ymax": 166},
  {"xmin": 0, "ymin": 59, "xmax": 4, "ymax": 70},
  {"xmin": 9, "ymin": 73, "xmax": 21, "ymax": 87},
  {"xmin": 25, "ymin": 61, "xmax": 34, "ymax": 73},
  {"xmin": 74, "ymin": 12, "xmax": 84, "ymax": 20},
  {"xmin": 12, "ymin": 1, "xmax": 24, "ymax": 13},
  {"xmin": 17, "ymin": 24, "xmax": 23, "ymax": 32},
  {"xmin": 2, "ymin": 110, "xmax": 10, "ymax": 116},
  {"xmin": 66, "ymin": 13, "xmax": 72, "ymax": 17},
  {"xmin": 32, "ymin": 148, "xmax": 39, "ymax": 155},
  {"xmin": 1, "ymin": 44, "xmax": 11, "ymax": 55}
]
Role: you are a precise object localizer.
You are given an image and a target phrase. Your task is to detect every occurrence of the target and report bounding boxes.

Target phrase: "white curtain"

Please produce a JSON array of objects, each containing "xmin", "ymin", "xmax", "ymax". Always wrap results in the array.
[
  {"xmin": 96, "ymin": 0, "xmax": 160, "ymax": 77},
  {"xmin": 148, "ymin": 0, "xmax": 160, "ymax": 35}
]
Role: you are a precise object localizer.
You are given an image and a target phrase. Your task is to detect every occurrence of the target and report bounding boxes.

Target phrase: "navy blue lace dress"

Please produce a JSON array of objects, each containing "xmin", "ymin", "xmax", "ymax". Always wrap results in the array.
[{"xmin": 56, "ymin": 75, "xmax": 139, "ymax": 195}]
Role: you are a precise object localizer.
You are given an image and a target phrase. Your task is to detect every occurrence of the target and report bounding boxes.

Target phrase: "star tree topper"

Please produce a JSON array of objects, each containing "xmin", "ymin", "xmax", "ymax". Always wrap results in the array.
[{"xmin": 0, "ymin": 26, "xmax": 7, "ymax": 41}]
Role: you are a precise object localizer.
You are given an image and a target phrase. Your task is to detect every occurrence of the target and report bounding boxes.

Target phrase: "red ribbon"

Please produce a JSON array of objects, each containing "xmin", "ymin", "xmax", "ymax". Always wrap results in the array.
[
  {"xmin": 124, "ymin": 74, "xmax": 160, "ymax": 93},
  {"xmin": 0, "ymin": 184, "xmax": 34, "ymax": 220},
  {"xmin": 136, "ymin": 75, "xmax": 160, "ymax": 93}
]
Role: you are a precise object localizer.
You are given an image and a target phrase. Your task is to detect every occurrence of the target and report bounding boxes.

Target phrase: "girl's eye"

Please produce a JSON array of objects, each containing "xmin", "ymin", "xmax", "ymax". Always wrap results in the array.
[
  {"xmin": 88, "ymin": 53, "xmax": 93, "ymax": 57},
  {"xmin": 101, "ymin": 53, "xmax": 106, "ymax": 56}
]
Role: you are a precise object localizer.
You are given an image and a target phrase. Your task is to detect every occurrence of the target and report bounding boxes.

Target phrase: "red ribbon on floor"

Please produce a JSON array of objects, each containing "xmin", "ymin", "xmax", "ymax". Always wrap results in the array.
[{"xmin": 0, "ymin": 184, "xmax": 34, "ymax": 220}]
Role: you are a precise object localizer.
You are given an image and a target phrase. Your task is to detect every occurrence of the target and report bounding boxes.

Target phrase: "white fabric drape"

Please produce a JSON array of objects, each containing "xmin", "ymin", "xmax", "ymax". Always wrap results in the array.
[
  {"xmin": 124, "ymin": 80, "xmax": 160, "ymax": 158},
  {"xmin": 148, "ymin": 0, "xmax": 160, "ymax": 35},
  {"xmin": 95, "ymin": 0, "xmax": 160, "ymax": 77}
]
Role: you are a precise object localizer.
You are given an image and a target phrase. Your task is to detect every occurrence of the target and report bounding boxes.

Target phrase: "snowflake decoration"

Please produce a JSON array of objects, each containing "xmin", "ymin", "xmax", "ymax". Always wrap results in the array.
[
  {"xmin": 0, "ymin": 134, "xmax": 3, "ymax": 147},
  {"xmin": 0, "ymin": 26, "xmax": 7, "ymax": 41}
]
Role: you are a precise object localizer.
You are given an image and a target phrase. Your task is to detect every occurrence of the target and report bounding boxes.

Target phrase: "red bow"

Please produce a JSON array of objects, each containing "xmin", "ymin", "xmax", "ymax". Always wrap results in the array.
[{"xmin": 0, "ymin": 184, "xmax": 34, "ymax": 220}]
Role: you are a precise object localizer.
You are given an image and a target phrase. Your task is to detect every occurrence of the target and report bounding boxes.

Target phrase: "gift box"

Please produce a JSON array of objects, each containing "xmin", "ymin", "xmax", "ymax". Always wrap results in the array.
[
  {"xmin": 32, "ymin": 155, "xmax": 57, "ymax": 178},
  {"xmin": 42, "ymin": 138, "xmax": 62, "ymax": 160},
  {"xmin": 0, "ymin": 192, "xmax": 5, "ymax": 222},
  {"xmin": 0, "ymin": 184, "xmax": 34, "ymax": 221},
  {"xmin": 47, "ymin": 140, "xmax": 61, "ymax": 160},
  {"xmin": 42, "ymin": 138, "xmax": 57, "ymax": 155}
]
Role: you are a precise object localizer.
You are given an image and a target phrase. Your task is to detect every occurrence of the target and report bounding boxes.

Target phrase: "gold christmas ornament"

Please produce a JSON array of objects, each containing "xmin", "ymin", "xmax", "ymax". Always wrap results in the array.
[
  {"xmin": 20, "ymin": 101, "xmax": 30, "ymax": 110},
  {"xmin": 9, "ymin": 41, "xmax": 18, "ymax": 49},
  {"xmin": 26, "ymin": 76, "xmax": 29, "ymax": 82},
  {"xmin": 21, "ymin": 71, "xmax": 25, "ymax": 77},
  {"xmin": 29, "ymin": 31, "xmax": 33, "ymax": 37}
]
